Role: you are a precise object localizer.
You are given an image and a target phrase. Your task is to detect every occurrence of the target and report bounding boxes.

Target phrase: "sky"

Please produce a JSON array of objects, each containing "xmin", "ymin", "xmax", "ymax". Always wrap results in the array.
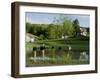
[{"xmin": 26, "ymin": 12, "xmax": 90, "ymax": 28}]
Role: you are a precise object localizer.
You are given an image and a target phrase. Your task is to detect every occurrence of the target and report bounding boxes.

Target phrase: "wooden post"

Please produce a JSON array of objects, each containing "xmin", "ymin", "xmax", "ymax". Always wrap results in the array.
[
  {"xmin": 68, "ymin": 45, "xmax": 71, "ymax": 50},
  {"xmin": 34, "ymin": 51, "xmax": 37, "ymax": 62},
  {"xmin": 42, "ymin": 50, "xmax": 45, "ymax": 61},
  {"xmin": 33, "ymin": 47, "xmax": 37, "ymax": 63}
]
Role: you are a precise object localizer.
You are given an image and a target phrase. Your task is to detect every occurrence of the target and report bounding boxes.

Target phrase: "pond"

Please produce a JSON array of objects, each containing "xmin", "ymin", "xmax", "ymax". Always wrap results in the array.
[{"xmin": 26, "ymin": 49, "xmax": 89, "ymax": 67}]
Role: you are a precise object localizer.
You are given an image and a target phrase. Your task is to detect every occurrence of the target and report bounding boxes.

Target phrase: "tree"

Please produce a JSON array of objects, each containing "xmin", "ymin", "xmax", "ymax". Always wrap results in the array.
[
  {"xmin": 62, "ymin": 18, "xmax": 74, "ymax": 38},
  {"xmin": 52, "ymin": 16, "xmax": 74, "ymax": 39},
  {"xmin": 26, "ymin": 22, "xmax": 32, "ymax": 33},
  {"xmin": 72, "ymin": 19, "xmax": 81, "ymax": 37},
  {"xmin": 47, "ymin": 24, "xmax": 58, "ymax": 39}
]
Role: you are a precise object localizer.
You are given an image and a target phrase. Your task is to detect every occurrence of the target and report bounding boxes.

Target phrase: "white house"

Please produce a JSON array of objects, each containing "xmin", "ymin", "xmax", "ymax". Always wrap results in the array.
[
  {"xmin": 80, "ymin": 27, "xmax": 89, "ymax": 36},
  {"xmin": 26, "ymin": 33, "xmax": 36, "ymax": 43}
]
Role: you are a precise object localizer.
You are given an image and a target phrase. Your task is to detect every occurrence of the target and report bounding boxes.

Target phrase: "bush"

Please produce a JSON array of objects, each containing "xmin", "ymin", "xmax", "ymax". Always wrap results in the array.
[
  {"xmin": 58, "ymin": 46, "xmax": 62, "ymax": 50},
  {"xmin": 40, "ymin": 46, "xmax": 45, "ymax": 50},
  {"xmin": 32, "ymin": 47, "xmax": 37, "ymax": 51}
]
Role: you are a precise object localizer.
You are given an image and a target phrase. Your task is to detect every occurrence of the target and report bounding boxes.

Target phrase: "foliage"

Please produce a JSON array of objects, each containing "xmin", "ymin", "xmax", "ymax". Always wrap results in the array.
[
  {"xmin": 26, "ymin": 16, "xmax": 84, "ymax": 40},
  {"xmin": 62, "ymin": 18, "xmax": 74, "ymax": 37},
  {"xmin": 52, "ymin": 16, "xmax": 74, "ymax": 38},
  {"xmin": 72, "ymin": 19, "xmax": 81, "ymax": 37}
]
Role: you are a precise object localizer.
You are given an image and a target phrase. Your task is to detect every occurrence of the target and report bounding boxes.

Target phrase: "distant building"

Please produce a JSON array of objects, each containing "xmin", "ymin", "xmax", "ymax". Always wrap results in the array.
[
  {"xmin": 26, "ymin": 33, "xmax": 38, "ymax": 43},
  {"xmin": 80, "ymin": 27, "xmax": 89, "ymax": 36}
]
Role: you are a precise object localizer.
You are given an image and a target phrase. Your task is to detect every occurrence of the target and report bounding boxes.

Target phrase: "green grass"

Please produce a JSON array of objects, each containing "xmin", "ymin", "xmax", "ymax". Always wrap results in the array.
[{"xmin": 26, "ymin": 37, "xmax": 89, "ymax": 51}]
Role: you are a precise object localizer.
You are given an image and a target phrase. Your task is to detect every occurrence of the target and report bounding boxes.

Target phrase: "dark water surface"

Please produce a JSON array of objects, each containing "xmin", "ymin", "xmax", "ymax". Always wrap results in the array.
[{"xmin": 26, "ymin": 49, "xmax": 89, "ymax": 67}]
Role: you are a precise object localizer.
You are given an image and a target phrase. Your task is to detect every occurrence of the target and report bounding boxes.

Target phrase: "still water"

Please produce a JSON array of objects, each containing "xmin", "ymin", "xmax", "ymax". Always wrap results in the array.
[{"xmin": 26, "ymin": 49, "xmax": 89, "ymax": 67}]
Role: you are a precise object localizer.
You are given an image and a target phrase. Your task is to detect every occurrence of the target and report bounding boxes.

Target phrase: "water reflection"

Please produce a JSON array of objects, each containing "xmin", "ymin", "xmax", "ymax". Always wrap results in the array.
[
  {"xmin": 27, "ymin": 49, "xmax": 89, "ymax": 66},
  {"xmin": 79, "ymin": 52, "xmax": 89, "ymax": 61}
]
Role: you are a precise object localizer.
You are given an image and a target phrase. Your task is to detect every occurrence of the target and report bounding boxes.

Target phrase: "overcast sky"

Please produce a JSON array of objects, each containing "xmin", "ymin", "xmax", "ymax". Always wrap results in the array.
[{"xmin": 26, "ymin": 12, "xmax": 90, "ymax": 28}]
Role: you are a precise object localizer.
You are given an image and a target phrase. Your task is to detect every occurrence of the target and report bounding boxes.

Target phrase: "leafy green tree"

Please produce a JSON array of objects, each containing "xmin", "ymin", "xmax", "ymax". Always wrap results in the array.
[
  {"xmin": 52, "ymin": 16, "xmax": 74, "ymax": 39},
  {"xmin": 62, "ymin": 18, "xmax": 74, "ymax": 38},
  {"xmin": 47, "ymin": 24, "xmax": 57, "ymax": 39},
  {"xmin": 72, "ymin": 19, "xmax": 81, "ymax": 37},
  {"xmin": 26, "ymin": 22, "xmax": 32, "ymax": 33}
]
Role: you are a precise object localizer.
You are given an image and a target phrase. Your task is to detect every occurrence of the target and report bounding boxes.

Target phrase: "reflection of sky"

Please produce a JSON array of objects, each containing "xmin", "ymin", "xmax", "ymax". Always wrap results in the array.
[{"xmin": 26, "ymin": 12, "xmax": 90, "ymax": 28}]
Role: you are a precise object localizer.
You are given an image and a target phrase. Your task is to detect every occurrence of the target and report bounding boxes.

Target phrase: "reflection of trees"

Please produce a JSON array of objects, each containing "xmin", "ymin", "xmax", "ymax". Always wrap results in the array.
[
  {"xmin": 29, "ymin": 49, "xmax": 89, "ymax": 65},
  {"xmin": 70, "ymin": 51, "xmax": 80, "ymax": 60}
]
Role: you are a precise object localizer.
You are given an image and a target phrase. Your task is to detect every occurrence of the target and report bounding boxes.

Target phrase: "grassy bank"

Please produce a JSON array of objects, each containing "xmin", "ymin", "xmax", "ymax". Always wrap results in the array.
[{"xmin": 26, "ymin": 37, "xmax": 89, "ymax": 51}]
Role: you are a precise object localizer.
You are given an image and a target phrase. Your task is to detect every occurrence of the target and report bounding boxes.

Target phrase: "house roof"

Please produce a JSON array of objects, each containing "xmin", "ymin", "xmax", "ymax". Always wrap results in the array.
[{"xmin": 26, "ymin": 33, "xmax": 39, "ymax": 38}]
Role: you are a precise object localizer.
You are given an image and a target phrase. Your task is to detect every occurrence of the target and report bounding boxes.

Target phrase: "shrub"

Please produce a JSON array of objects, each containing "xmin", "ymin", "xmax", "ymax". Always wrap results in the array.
[{"xmin": 32, "ymin": 47, "xmax": 37, "ymax": 51}]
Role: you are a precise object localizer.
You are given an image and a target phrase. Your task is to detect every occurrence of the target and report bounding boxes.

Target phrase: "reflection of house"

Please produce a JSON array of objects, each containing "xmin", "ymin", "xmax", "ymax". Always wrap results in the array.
[
  {"xmin": 79, "ymin": 52, "xmax": 89, "ymax": 61},
  {"xmin": 80, "ymin": 27, "xmax": 89, "ymax": 36},
  {"xmin": 26, "ymin": 33, "xmax": 38, "ymax": 43}
]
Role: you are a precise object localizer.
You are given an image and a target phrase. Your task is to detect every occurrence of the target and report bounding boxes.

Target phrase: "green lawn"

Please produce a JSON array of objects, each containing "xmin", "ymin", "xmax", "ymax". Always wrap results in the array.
[{"xmin": 26, "ymin": 37, "xmax": 89, "ymax": 51}]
